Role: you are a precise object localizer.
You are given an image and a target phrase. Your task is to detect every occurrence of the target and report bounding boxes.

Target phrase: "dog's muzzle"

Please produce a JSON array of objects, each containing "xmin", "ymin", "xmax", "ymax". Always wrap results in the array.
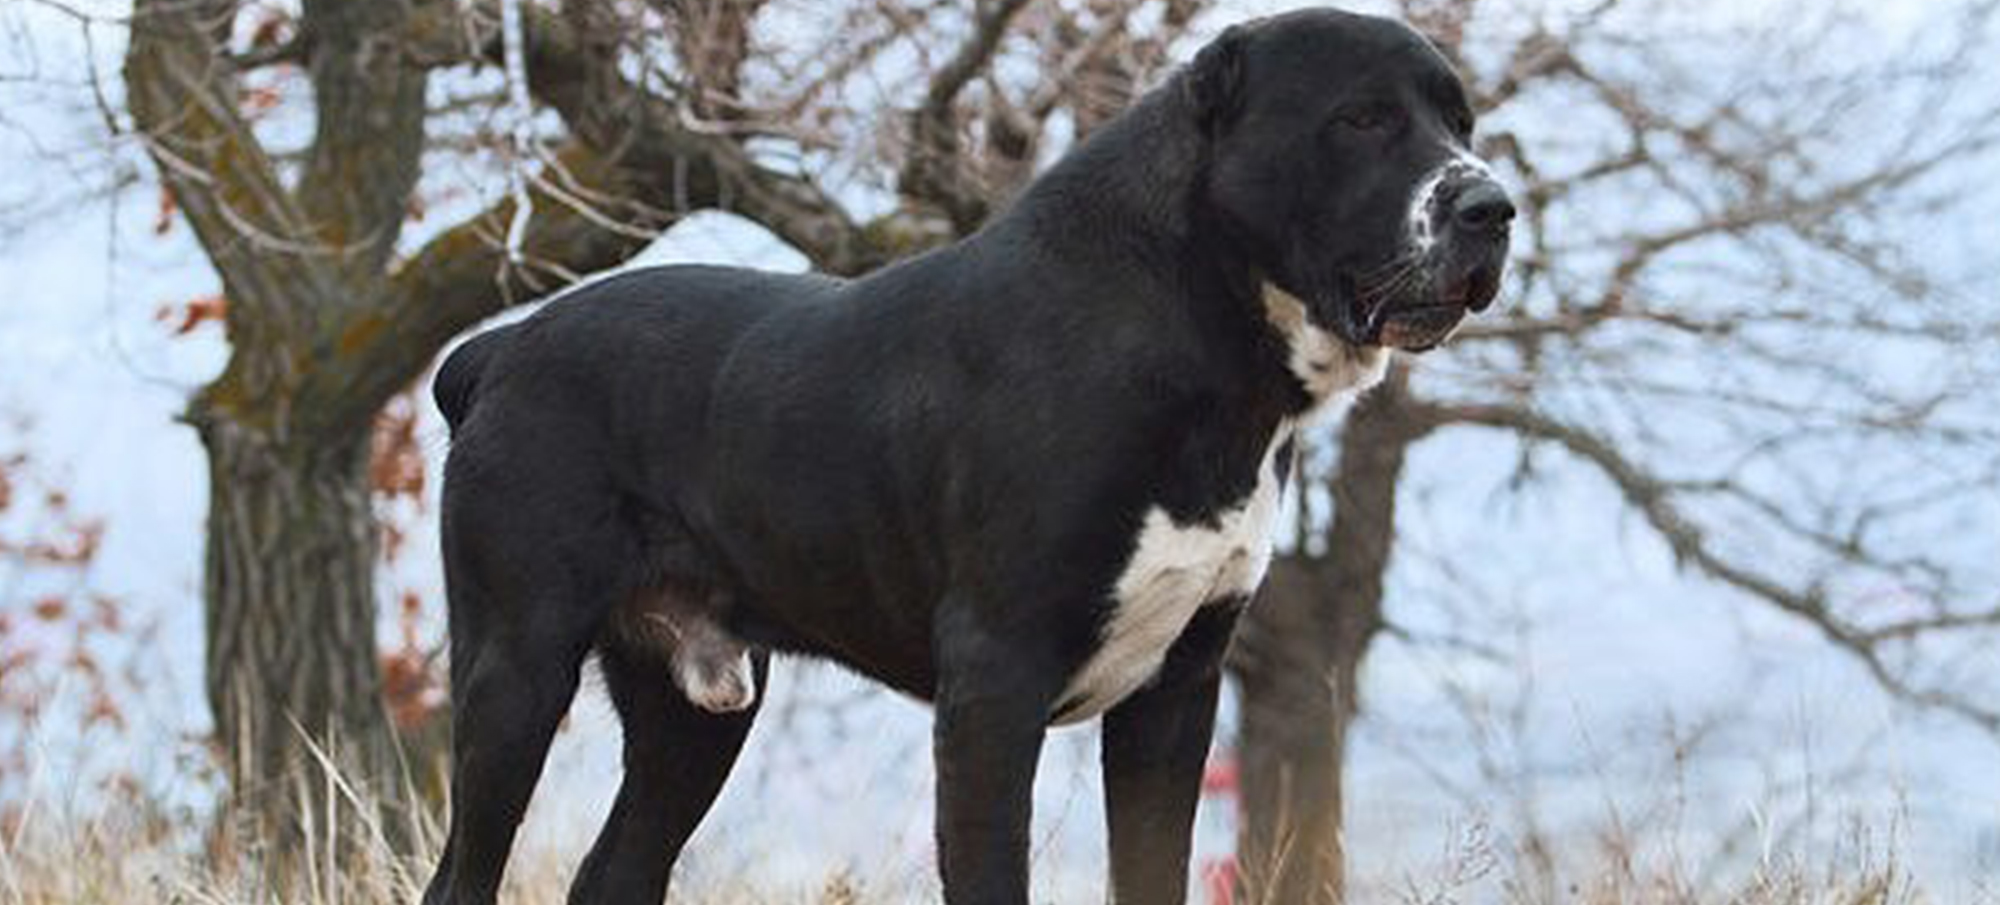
[{"xmin": 1374, "ymin": 167, "xmax": 1514, "ymax": 350}]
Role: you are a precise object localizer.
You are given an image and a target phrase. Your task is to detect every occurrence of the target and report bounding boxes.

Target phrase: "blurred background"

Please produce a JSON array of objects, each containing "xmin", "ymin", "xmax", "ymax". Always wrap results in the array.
[{"xmin": 1, "ymin": 0, "xmax": 1997, "ymax": 901}]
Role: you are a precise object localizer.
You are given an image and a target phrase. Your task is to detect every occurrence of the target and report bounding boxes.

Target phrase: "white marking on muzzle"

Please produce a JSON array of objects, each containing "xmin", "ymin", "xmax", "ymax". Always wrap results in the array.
[{"xmin": 1407, "ymin": 148, "xmax": 1496, "ymax": 254}]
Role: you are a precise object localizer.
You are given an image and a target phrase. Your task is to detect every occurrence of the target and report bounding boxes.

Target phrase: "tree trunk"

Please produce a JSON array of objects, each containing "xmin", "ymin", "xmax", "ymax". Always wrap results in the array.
[
  {"xmin": 198, "ymin": 409, "xmax": 403, "ymax": 860},
  {"xmin": 1230, "ymin": 367, "xmax": 1431, "ymax": 904}
]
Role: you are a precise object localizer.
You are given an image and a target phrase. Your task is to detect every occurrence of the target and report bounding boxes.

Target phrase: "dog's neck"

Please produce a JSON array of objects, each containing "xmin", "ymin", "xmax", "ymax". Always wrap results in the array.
[
  {"xmin": 1006, "ymin": 80, "xmax": 1206, "ymax": 257},
  {"xmin": 1260, "ymin": 284, "xmax": 1391, "ymax": 420}
]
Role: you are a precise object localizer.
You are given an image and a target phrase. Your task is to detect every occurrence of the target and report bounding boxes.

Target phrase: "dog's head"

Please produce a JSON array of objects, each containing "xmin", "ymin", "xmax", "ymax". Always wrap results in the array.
[{"xmin": 1189, "ymin": 9, "xmax": 1512, "ymax": 352}]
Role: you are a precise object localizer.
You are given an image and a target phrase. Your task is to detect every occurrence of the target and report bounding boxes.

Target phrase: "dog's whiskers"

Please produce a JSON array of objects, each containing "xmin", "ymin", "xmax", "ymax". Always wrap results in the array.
[
  {"xmin": 1356, "ymin": 258, "xmax": 1423, "ymax": 307},
  {"xmin": 1354, "ymin": 252, "xmax": 1420, "ymax": 284}
]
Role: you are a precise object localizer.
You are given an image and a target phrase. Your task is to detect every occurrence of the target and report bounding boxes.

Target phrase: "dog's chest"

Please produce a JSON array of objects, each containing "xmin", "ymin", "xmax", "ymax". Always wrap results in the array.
[{"xmin": 1054, "ymin": 425, "xmax": 1294, "ymax": 724}]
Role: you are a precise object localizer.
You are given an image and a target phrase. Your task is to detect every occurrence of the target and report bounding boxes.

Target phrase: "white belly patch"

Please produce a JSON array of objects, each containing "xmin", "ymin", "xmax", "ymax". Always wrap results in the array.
[{"xmin": 1054, "ymin": 426, "xmax": 1293, "ymax": 724}]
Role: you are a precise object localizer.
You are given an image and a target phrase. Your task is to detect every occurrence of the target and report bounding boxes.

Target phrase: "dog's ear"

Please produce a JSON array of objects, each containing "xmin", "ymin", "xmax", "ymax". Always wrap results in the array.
[{"xmin": 1188, "ymin": 25, "xmax": 1247, "ymax": 136}]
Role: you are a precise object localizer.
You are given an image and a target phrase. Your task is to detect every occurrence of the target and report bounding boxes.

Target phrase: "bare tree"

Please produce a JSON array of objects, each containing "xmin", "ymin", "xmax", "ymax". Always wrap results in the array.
[{"xmin": 1229, "ymin": 0, "xmax": 2000, "ymax": 900}]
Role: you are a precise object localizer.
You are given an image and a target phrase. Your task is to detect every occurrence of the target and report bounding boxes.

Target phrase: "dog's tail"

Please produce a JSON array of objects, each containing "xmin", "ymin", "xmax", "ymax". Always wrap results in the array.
[{"xmin": 433, "ymin": 326, "xmax": 515, "ymax": 434}]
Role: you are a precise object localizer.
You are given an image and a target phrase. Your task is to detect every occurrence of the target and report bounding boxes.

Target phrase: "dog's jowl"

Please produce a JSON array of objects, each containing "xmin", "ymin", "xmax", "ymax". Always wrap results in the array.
[{"xmin": 422, "ymin": 9, "xmax": 1511, "ymax": 905}]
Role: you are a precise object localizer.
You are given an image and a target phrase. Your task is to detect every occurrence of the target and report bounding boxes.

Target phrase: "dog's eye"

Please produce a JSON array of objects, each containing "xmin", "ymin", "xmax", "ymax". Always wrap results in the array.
[{"xmin": 1334, "ymin": 103, "xmax": 1401, "ymax": 133}]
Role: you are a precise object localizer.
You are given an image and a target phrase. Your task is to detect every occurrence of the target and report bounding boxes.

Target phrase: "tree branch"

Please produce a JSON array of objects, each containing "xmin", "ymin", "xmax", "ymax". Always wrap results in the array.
[
  {"xmin": 290, "ymin": 0, "xmax": 433, "ymax": 285},
  {"xmin": 311, "ymin": 144, "xmax": 665, "ymax": 434},
  {"xmin": 898, "ymin": 0, "xmax": 1036, "ymax": 233},
  {"xmin": 513, "ymin": 1, "xmax": 881, "ymax": 272},
  {"xmin": 1422, "ymin": 400, "xmax": 2000, "ymax": 734},
  {"xmin": 299, "ymin": 0, "xmax": 901, "ymax": 435},
  {"xmin": 925, "ymin": 0, "xmax": 1035, "ymax": 113},
  {"xmin": 657, "ymin": 0, "xmax": 770, "ymax": 119},
  {"xmin": 125, "ymin": 0, "xmax": 339, "ymax": 345}
]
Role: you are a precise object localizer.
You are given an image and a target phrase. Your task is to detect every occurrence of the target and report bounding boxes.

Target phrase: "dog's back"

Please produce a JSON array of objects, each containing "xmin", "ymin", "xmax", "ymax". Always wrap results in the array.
[{"xmin": 432, "ymin": 264, "xmax": 840, "ymax": 442}]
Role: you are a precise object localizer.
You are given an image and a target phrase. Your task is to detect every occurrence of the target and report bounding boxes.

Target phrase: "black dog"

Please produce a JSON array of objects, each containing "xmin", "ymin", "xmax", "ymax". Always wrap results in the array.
[{"xmin": 422, "ymin": 9, "xmax": 1511, "ymax": 904}]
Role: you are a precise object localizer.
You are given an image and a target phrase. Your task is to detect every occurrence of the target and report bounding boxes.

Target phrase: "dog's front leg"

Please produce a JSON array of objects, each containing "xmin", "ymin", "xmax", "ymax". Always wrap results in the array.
[
  {"xmin": 932, "ymin": 610, "xmax": 1064, "ymax": 905},
  {"xmin": 1100, "ymin": 603, "xmax": 1241, "ymax": 904}
]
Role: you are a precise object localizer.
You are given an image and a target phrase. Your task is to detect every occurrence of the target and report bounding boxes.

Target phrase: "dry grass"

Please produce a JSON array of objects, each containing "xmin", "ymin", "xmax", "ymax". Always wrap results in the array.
[
  {"xmin": 0, "ymin": 735, "xmax": 909, "ymax": 905},
  {"xmin": 0, "ymin": 796, "xmax": 1953, "ymax": 905},
  {"xmin": 0, "ymin": 799, "xmax": 889, "ymax": 905},
  {"xmin": 0, "ymin": 727, "xmax": 1975, "ymax": 905},
  {"xmin": 1362, "ymin": 818, "xmax": 1929, "ymax": 905}
]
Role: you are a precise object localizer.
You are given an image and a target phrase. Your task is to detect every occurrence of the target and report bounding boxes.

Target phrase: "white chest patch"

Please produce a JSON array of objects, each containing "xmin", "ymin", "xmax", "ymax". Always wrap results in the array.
[
  {"xmin": 1055, "ymin": 426, "xmax": 1294, "ymax": 724},
  {"xmin": 1053, "ymin": 295, "xmax": 1391, "ymax": 724}
]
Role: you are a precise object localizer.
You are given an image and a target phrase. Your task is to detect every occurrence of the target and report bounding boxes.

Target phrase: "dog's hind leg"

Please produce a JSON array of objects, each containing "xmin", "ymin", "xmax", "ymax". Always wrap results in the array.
[
  {"xmin": 422, "ymin": 483, "xmax": 626, "ymax": 905},
  {"xmin": 568, "ymin": 641, "xmax": 767, "ymax": 905},
  {"xmin": 424, "ymin": 606, "xmax": 598, "ymax": 905}
]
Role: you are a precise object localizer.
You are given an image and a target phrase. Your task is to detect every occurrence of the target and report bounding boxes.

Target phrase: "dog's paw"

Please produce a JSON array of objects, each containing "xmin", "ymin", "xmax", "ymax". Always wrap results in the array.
[{"xmin": 675, "ymin": 649, "xmax": 758, "ymax": 713}]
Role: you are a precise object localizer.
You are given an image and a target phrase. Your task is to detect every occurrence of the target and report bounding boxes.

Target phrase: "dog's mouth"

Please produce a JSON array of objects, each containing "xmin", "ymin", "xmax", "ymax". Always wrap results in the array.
[
  {"xmin": 1347, "ymin": 260, "xmax": 1503, "ymax": 352},
  {"xmin": 1374, "ymin": 303, "xmax": 1465, "ymax": 352}
]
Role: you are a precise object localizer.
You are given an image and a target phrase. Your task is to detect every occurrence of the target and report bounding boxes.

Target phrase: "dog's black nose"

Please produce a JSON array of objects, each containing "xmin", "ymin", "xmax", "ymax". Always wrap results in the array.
[{"xmin": 1453, "ymin": 182, "xmax": 1516, "ymax": 233}]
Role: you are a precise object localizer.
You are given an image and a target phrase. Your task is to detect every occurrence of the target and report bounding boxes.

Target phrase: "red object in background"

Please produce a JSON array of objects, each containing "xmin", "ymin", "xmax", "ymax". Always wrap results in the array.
[
  {"xmin": 1201, "ymin": 754, "xmax": 1239, "ymax": 795},
  {"xmin": 1201, "ymin": 859, "xmax": 1237, "ymax": 905},
  {"xmin": 1199, "ymin": 752, "xmax": 1240, "ymax": 904}
]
